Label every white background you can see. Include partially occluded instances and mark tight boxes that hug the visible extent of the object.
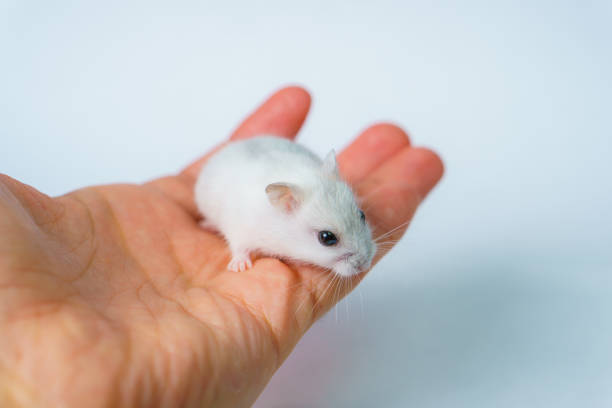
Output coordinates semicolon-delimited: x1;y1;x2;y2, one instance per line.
2;1;611;407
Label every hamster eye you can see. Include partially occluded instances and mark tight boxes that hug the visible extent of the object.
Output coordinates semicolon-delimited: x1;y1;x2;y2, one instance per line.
359;210;366;222
318;231;338;246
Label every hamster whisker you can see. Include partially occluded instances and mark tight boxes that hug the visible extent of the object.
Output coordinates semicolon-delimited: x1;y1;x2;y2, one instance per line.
320;273;341;316
375;245;400;251
284;265;330;290
294;277;322;315
294;272;328;315
346;276;355;321
374;245;398;258
375;248;396;257
334;277;358;323
374;239;402;246
293;268;363;322
358;285;364;320
334;275;345;323
373;220;412;242
374;243;401;252
298;271;338;317
286;277;317;290
334;278;339;323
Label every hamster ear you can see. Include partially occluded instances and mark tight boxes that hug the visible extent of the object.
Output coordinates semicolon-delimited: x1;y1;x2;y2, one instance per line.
265;183;303;214
321;149;339;178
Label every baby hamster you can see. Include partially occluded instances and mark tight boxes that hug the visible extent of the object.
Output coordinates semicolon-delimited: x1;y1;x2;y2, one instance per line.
194;136;375;276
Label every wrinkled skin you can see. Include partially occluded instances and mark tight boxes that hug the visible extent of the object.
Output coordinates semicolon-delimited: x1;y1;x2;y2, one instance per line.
0;87;443;408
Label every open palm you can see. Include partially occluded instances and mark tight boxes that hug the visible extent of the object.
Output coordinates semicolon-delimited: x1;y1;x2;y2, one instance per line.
0;87;443;408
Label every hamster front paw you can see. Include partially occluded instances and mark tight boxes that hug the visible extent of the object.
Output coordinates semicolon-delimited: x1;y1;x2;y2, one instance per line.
227;252;253;272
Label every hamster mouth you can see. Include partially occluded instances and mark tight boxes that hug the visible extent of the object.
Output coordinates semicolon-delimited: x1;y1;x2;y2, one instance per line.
332;253;368;277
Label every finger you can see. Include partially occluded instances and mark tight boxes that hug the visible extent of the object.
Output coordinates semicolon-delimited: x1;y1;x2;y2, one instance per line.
337;123;411;185
0;175;61;228
359;147;444;260
181;86;311;180
230;86;311;140
361;146;444;217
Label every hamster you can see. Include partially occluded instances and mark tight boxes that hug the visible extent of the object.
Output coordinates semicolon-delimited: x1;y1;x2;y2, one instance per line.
194;136;375;277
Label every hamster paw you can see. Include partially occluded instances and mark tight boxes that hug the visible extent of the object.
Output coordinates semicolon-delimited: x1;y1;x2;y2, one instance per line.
228;254;253;272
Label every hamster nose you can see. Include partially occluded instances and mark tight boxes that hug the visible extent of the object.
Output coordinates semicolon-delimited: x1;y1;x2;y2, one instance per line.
352;256;370;272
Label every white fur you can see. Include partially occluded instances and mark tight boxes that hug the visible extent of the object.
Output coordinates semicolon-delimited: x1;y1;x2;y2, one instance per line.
194;136;375;276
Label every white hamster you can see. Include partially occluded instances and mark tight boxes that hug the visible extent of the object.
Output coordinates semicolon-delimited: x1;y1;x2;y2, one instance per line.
194;136;375;276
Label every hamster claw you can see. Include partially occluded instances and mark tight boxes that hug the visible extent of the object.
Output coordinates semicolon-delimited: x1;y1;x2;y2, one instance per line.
228;254;253;272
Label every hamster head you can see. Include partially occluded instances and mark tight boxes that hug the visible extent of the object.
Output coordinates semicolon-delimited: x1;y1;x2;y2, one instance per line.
265;150;376;277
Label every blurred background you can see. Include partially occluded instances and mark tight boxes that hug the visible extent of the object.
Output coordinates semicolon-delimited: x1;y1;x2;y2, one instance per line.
1;1;611;406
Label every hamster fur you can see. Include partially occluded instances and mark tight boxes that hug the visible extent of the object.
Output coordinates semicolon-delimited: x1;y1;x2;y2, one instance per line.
194;136;375;276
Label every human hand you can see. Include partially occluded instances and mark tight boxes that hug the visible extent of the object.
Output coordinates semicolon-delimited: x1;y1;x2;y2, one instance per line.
0;87;443;408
